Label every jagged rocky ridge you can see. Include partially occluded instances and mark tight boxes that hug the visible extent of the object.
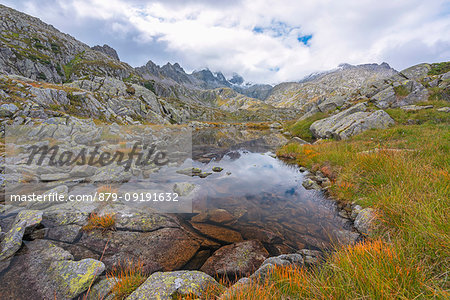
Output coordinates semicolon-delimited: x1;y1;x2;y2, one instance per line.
0;4;299;124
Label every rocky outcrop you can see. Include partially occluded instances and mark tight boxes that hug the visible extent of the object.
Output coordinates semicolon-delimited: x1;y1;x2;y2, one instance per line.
91;44;120;61
400;63;431;80
127;271;224;299
0;5;132;83
372;80;428;108
310;102;395;140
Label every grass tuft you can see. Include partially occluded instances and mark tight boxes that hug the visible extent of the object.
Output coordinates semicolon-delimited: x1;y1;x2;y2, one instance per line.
107;259;147;300
82;213;116;232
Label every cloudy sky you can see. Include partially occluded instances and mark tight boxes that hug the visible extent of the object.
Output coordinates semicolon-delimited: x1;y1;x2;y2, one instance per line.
2;0;450;83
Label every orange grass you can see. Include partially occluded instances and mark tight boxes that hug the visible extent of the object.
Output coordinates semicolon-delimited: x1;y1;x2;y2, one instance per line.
107;259;147;300
82;213;116;232
97;185;119;195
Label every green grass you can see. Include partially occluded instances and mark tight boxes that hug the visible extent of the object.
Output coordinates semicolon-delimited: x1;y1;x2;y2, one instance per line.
255;103;450;299
385;100;450;124
393;84;410;97
429;86;450;101
428;62;450;75
285;111;328;141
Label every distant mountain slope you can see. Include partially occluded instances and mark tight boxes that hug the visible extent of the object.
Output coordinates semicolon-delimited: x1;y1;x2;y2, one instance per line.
266;63;398;109
0;4;288;119
0;4;133;83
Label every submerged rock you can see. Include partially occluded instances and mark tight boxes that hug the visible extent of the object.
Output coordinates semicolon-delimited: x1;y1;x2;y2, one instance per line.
191;209;235;224
173;182;196;196
126;270;224;300
190;222;243;243
200;240;269;278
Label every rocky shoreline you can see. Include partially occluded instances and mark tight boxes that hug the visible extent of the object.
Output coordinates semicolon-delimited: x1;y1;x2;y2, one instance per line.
0;150;378;300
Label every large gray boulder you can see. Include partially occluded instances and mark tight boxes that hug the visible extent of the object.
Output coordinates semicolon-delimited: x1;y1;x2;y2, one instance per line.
48;258;105;298
310;103;394;140
0;239;104;299
126;271;224;300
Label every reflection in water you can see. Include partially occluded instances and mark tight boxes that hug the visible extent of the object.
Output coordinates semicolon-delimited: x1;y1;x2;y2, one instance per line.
174;128;349;251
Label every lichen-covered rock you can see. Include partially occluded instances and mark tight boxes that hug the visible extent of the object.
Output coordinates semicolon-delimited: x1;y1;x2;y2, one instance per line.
354;208;378;235
46;224;82;243
212;166;224;172
13;209;43;234
0;220;26;261
48;258;105;299
200;240;269;278
126;271;224;300
317;95;346;113
298;249;323;265
351;204;363;219
14;209;42;228
42;200;98;227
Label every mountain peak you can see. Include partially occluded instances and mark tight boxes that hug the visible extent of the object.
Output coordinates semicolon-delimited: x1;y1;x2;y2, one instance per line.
91;44;120;61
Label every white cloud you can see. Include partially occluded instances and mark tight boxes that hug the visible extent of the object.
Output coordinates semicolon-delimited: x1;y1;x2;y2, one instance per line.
4;0;450;83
